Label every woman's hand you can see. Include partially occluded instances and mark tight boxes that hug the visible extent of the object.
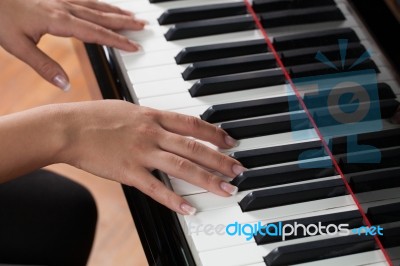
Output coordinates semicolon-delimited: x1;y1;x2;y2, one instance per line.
0;0;144;90
58;101;245;215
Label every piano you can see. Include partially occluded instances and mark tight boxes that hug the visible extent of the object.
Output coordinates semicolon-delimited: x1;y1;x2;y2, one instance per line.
85;0;400;265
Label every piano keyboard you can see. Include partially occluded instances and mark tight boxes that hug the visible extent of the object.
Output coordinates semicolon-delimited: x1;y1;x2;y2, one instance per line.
96;0;400;265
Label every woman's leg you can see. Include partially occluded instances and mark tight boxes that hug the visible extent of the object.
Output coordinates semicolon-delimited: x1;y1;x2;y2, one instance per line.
0;169;97;266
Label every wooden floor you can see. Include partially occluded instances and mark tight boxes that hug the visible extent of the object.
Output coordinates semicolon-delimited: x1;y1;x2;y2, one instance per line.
0;35;148;266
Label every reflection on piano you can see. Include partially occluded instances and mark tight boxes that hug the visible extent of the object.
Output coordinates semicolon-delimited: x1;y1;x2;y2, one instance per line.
86;0;400;265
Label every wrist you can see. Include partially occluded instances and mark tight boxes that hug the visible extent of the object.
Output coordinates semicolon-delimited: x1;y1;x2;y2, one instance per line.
50;102;84;167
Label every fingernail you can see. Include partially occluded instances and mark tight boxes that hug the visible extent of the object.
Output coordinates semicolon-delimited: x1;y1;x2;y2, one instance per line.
138;19;149;25
181;203;197;215
225;135;238;147
53;75;70;91
232;164;247;176
220;182;238;195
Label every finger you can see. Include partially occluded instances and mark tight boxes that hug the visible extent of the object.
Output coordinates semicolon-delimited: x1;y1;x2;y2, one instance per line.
67;0;133;16
155;151;238;196
49;16;139;51
158;111;238;149
129;168;197;215
4;35;70;90
159;131;246;178
68;4;145;31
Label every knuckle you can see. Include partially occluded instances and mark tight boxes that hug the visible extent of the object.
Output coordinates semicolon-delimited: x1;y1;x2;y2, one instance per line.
185;139;202;154
141;108;159;120
216;154;230;168
164;190;176;206
37;61;54;77
215;126;227;138
137;125;159;138
173;157;190;172
205;173;219;186
146;181;160;196
51;9;72;23
185;115;201;130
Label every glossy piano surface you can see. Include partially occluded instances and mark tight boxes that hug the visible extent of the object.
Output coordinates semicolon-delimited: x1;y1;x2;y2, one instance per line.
86;0;400;265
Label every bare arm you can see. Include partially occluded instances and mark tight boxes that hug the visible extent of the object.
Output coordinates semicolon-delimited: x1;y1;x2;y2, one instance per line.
0;101;245;215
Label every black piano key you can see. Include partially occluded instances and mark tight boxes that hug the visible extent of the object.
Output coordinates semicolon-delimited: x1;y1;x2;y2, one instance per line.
332;127;400;155
182;53;278;80
260;6;345;28
189;68;285;97
273;28;359;51
348;167;400;193
189;58;378;97
220;98;395;140
232;125;400;170
183;43;366;80
231;140;323;168
165;6;344;41
158;2;247;25
253;0;335;13
339;146;400;174
239;179;346;212
378;99;400;118
231;158;335;191
164;15;256;41
367;202;400;225
175;28;358;64
290;59;379;78
254;210;363;245
220;112;310;139
201;82;393;123
175;39;267;64
263;234;376;266
378;222;400;248
201;96;290;123
281;43;366;66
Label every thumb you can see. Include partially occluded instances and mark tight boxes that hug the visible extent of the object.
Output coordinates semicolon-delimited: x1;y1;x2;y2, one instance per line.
7;36;70;91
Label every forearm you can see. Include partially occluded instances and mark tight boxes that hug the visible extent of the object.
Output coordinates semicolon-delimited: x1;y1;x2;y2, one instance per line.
0;104;69;182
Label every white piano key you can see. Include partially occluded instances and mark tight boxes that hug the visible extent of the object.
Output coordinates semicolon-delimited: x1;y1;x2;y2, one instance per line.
136;85;289;110
122;29;264;53
171;178;209;196
121;49;179;69
183;195;355;232
128;64;186;83
182;174;340;210
135;82;288;105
